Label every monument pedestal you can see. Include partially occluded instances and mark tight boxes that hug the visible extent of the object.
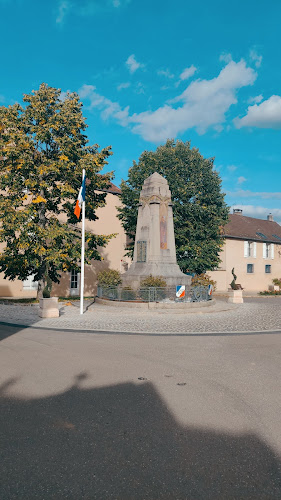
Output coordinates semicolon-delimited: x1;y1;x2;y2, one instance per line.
122;172;191;289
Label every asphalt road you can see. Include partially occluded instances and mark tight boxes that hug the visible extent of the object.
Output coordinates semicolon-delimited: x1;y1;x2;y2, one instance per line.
1;323;281;499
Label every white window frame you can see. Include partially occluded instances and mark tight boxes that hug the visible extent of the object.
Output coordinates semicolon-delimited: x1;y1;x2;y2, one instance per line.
70;270;80;296
23;274;38;290
263;243;274;259
244;241;256;258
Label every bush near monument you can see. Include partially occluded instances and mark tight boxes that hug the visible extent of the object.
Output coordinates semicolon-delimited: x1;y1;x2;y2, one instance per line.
139;275;167;301
97;269;122;287
0;83;114;299
191;273;217;291
118;139;229;275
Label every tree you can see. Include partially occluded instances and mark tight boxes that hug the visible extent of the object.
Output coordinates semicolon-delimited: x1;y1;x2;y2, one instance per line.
0;83;114;297
118;139;229;274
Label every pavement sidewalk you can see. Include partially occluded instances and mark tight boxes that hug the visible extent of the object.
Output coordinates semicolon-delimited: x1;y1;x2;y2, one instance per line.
1;296;281;334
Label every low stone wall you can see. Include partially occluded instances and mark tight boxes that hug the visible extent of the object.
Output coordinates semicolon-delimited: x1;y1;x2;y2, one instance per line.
95;297;216;310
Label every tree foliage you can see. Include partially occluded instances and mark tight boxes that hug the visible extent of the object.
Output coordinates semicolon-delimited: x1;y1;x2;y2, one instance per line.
118;139;229;274
0;83;114;296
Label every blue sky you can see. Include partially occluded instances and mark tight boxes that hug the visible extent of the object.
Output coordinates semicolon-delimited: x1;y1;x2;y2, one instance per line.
1;0;281;221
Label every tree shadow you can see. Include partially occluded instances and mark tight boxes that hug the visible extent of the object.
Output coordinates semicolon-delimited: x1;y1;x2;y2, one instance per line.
1;375;281;499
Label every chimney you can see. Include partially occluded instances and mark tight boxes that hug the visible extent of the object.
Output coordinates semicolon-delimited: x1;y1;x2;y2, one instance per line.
267;213;274;222
233;208;243;215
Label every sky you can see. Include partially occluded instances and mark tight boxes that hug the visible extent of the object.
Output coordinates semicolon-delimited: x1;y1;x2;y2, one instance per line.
1;0;281;221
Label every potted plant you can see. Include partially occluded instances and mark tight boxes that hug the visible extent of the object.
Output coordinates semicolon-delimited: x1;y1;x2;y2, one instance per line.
39;274;59;318
228;268;243;303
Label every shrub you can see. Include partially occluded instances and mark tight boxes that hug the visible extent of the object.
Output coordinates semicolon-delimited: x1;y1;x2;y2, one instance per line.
97;269;122;287
140;275;167;288
139;275;167;301
272;278;281;288
191;273;217;291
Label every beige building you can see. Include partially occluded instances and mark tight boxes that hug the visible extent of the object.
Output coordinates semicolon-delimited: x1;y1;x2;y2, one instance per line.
209;210;281;293
0;182;130;298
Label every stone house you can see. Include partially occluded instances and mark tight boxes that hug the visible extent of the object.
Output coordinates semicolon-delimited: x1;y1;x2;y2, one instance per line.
208;210;281;293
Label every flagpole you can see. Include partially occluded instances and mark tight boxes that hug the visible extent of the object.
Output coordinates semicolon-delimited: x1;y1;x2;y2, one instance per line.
80;169;85;315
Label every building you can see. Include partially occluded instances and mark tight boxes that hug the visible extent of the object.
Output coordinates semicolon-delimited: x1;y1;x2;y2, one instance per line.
0;182;130;298
208;210;281;293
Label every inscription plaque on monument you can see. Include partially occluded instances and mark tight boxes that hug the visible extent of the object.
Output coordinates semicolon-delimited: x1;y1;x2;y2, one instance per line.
137;240;147;262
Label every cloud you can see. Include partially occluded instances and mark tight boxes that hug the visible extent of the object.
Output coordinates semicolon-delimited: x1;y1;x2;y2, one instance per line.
230;205;281;223
157;69;174;79
247;94;263;104
56;0;70;24
55;0;130;23
219;53;232;64
79;59;257;143
237;176;247;184
117;82;131;91
226;189;281;200
249;48;262;68
179;65;197;81
0;94;5;103
126;54;145;74
234;95;281;129
227;165;237;172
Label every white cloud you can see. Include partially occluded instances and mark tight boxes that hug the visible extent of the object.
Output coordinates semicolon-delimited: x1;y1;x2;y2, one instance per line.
126;54;144;74
226;189;281;200
79;59;257;143
234;95;281;129
230;205;281;223
56;0;70;24
135;82;145;94
0;94;5;103
157;69;174;79
117;82;131;91
248;94;263;104
219;53;232;64
179;65;197;81
249;48;262;68
227;165;237;172
238;176;247;184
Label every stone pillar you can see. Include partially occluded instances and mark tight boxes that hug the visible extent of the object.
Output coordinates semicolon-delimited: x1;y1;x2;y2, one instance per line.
122;172;191;288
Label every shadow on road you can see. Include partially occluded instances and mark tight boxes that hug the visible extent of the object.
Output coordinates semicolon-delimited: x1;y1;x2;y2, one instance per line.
1;374;281;499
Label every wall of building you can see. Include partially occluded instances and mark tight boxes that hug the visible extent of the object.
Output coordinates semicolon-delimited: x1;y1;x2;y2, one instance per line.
0;192;130;298
209;239;281;292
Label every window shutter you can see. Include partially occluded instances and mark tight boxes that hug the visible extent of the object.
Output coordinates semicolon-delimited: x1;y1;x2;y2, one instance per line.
244;241;248;257
263;243;266;258
253;242;257;258
271;244;274;259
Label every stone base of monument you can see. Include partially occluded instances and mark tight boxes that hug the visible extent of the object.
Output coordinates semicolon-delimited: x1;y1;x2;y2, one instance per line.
122;263;191;289
39;297;60;318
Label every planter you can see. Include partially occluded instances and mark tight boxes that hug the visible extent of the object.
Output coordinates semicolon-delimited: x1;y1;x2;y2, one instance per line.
228;289;243;304
39;297;59;318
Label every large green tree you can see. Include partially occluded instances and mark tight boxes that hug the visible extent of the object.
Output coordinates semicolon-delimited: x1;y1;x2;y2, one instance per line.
118;139;229;274
0;83;114;297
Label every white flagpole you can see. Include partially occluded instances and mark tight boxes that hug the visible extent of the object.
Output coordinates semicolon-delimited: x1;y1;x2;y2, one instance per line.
80;169;85;315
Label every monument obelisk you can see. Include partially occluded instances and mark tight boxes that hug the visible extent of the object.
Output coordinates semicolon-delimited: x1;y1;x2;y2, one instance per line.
122;172;191;288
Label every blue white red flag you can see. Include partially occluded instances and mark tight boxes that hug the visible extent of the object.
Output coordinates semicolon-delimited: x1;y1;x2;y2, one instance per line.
74;172;86;219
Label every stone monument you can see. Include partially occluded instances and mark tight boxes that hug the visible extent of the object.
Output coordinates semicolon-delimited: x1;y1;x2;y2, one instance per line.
122;172;191;289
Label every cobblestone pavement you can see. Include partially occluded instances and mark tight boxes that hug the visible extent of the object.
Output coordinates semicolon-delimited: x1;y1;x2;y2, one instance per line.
1;296;281;334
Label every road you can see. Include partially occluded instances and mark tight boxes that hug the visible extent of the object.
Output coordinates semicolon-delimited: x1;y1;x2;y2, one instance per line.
1;323;281;499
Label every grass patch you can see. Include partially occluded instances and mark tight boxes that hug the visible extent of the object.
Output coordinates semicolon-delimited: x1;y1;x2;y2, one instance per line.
259;291;281;296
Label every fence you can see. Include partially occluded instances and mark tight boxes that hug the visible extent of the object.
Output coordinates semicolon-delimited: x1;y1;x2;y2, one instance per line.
97;285;211;303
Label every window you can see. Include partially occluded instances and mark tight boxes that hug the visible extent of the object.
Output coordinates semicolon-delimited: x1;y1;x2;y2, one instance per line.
247;264;254;274
256;232;268;239
70;270;78;289
265;265;271;274
23;274;38;290
244;241;256;258
263;243;274;259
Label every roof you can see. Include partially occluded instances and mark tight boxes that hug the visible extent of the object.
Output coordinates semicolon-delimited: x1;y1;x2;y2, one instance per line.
86;177;121;195
224;214;281;244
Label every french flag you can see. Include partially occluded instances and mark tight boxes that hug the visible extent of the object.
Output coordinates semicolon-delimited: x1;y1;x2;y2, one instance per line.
74;171;86;219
